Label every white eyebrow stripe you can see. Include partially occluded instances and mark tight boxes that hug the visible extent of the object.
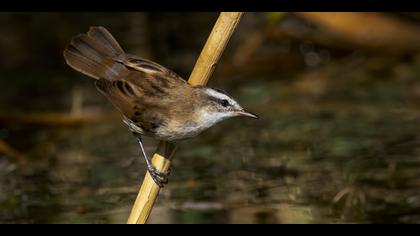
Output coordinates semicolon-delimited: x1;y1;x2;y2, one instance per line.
205;88;231;101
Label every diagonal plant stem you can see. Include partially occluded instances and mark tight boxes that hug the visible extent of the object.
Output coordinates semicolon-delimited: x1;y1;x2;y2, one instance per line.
126;12;244;224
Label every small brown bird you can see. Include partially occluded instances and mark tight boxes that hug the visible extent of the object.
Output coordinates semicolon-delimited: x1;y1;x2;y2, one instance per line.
63;26;257;186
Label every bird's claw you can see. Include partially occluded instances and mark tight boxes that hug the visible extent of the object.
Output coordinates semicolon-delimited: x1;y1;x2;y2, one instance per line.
147;164;170;188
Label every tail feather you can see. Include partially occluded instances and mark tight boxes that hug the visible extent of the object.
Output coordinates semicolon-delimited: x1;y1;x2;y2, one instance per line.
70;34;109;63
63;26;128;81
64;44;108;80
87;26;125;57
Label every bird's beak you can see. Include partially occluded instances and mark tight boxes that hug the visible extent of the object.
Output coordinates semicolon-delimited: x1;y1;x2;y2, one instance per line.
237;110;259;119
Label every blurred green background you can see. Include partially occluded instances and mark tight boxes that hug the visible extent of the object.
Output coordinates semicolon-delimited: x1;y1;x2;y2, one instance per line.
2;12;420;223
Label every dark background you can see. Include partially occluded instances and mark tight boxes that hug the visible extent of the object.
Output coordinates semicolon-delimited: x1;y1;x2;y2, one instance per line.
2;12;420;223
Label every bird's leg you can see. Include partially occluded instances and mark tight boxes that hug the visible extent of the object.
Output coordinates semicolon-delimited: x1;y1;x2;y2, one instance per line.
135;135;169;188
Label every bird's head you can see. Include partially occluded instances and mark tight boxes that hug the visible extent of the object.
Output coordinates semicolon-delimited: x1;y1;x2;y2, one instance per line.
195;87;258;126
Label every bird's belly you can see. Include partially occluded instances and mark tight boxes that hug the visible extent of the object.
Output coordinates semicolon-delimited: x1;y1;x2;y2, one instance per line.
155;121;211;141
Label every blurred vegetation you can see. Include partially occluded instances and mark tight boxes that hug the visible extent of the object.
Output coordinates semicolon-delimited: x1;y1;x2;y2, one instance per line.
2;12;420;223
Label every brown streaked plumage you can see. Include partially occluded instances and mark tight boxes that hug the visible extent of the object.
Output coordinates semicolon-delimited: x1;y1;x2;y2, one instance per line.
63;26;257;186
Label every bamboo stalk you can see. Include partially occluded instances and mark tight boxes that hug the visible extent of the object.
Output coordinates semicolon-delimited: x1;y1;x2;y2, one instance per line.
126;12;244;224
188;12;244;86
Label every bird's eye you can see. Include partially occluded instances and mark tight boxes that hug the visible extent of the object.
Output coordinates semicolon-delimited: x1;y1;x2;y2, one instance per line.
221;99;229;107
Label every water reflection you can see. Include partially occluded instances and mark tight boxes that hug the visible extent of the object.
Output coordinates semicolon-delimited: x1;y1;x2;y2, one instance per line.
2;56;420;224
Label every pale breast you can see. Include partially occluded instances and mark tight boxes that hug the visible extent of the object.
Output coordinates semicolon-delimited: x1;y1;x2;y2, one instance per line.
155;121;202;141
155;110;227;141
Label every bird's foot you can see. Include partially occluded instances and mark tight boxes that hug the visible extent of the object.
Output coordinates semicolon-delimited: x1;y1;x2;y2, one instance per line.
147;164;171;188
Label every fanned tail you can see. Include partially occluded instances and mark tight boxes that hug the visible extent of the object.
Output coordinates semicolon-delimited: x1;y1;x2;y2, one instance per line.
63;26;128;81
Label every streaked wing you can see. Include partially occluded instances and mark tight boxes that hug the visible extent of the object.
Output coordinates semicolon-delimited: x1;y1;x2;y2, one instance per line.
95;78;169;136
94;54;193;137
118;54;186;86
